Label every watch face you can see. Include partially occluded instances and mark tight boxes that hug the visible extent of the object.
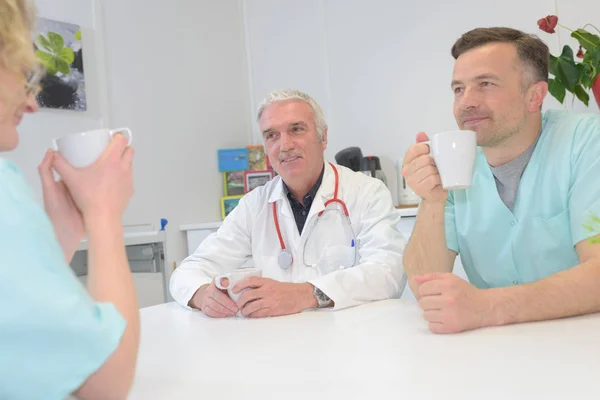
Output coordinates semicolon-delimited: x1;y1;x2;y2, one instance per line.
314;287;331;307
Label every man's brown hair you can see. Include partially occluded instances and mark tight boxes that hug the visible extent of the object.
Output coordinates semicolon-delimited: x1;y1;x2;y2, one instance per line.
451;27;549;87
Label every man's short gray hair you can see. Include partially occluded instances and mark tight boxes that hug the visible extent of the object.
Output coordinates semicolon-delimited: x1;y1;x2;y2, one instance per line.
256;89;327;141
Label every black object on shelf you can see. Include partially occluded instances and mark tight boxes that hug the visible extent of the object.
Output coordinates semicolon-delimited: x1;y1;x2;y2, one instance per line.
335;147;363;172
359;155;387;186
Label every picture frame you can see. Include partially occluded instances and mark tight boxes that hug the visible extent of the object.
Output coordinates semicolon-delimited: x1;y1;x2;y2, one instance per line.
244;170;275;193
34;18;87;111
223;171;245;196
221;195;243;220
217;148;248;172
247;145;267;171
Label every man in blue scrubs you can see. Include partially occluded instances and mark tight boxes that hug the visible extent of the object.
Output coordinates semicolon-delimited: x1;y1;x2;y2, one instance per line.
402;27;600;334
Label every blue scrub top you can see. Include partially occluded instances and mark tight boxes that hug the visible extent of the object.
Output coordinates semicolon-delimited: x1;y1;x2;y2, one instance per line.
0;158;125;400
445;110;600;288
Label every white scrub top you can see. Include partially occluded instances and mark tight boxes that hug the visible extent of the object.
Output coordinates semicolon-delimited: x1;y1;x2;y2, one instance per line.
170;162;406;310
445;110;600;288
0;158;125;400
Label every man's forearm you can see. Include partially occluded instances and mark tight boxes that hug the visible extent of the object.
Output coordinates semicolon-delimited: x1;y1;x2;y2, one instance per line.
404;201;455;290
488;259;600;326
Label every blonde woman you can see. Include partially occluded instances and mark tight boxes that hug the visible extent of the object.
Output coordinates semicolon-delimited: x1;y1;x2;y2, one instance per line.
0;1;139;399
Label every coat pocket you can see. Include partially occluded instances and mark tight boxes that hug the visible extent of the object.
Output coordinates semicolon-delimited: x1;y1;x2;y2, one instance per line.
315;245;356;275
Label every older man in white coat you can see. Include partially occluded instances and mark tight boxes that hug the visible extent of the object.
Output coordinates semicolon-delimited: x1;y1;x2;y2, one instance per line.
170;89;405;318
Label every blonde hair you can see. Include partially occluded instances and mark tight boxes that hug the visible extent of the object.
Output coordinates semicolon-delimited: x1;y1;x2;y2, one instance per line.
0;0;37;75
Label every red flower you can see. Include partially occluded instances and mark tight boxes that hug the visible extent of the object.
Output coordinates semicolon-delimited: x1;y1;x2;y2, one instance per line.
537;15;558;33
576;45;585;58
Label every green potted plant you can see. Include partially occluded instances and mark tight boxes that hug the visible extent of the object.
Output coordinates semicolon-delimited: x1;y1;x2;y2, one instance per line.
584;214;600;244
537;15;600;108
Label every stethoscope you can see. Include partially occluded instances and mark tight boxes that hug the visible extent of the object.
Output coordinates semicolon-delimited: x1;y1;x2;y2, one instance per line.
273;162;354;269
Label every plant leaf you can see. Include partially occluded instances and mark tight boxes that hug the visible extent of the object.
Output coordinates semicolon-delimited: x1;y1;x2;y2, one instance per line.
34;50;56;75
35;49;52;63
45;58;58;75
59;47;75;64
553;46;580;91
75;30;82;41
571;29;600;52
584;214;600;244
573;85;590;106
584;47;600;82
548;78;566;103
548;54;559;77
585;47;600;64
56;58;70;75
56;58;71;75
580;63;594;88
36;33;52;52
47;32;65;53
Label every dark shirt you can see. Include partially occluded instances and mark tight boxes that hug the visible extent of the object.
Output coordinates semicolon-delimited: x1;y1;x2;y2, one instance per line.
282;165;325;234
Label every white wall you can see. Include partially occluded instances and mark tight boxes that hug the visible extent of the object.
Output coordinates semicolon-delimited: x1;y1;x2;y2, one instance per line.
6;0;252;277
7;0;598;288
243;0;600;205
101;0;252;270
5;0;108;195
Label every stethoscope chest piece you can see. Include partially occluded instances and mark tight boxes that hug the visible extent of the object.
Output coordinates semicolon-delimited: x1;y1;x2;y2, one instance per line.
278;250;293;269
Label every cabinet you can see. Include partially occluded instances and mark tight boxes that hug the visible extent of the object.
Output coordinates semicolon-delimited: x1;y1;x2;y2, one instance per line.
180;222;222;256
70;231;170;308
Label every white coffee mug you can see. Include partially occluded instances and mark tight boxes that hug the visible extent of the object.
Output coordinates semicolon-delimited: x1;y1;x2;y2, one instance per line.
423;130;477;190
54;127;133;168
215;267;262;302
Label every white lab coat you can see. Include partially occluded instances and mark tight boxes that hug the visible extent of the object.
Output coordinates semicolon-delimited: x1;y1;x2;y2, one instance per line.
170;162;406;310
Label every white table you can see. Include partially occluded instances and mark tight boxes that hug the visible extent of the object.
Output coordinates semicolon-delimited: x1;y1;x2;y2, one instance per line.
129;300;600;399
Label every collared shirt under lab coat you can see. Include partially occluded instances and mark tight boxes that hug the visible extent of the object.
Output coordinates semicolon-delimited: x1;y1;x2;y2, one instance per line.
170;162;406;310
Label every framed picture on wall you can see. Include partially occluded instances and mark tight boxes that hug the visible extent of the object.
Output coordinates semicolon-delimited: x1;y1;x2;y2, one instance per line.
244;170;274;193
221;195;243;220
217;148;248;172
34;18;87;111
247;145;267;171
223;171;245;196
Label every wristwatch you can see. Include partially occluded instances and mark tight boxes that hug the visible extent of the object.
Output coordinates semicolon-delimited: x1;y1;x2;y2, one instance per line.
313;285;332;308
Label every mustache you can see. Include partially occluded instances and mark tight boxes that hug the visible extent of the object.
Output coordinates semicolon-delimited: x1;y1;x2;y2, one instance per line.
278;152;303;162
460;111;491;121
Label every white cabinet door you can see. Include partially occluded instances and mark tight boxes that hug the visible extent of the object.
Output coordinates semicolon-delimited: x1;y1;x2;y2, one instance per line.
186;228;219;256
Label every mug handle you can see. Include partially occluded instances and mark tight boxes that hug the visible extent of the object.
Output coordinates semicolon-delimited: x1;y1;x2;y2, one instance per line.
215;274;231;290
109;127;133;145
420;140;435;158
